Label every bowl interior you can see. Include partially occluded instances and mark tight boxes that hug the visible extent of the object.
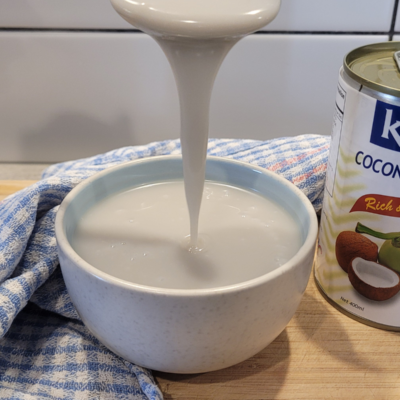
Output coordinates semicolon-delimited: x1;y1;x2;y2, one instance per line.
58;156;317;289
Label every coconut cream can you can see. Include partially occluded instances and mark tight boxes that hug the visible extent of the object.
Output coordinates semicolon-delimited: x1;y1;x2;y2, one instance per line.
315;42;400;330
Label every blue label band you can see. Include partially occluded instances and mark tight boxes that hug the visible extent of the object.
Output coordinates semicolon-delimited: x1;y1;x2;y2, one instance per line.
371;100;400;152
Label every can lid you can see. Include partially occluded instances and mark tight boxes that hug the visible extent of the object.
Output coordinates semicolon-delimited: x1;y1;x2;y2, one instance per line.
344;41;400;98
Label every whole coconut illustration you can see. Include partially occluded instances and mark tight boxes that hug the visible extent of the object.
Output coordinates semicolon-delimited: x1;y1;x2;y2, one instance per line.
335;230;378;273
356;223;400;273
334;223;400;301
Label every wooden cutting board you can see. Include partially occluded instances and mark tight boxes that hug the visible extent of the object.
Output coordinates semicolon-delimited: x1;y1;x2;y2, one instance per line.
0;180;37;201
2;180;400;400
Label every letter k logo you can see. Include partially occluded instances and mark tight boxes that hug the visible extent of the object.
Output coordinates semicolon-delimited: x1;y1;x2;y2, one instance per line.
382;109;400;147
370;101;400;152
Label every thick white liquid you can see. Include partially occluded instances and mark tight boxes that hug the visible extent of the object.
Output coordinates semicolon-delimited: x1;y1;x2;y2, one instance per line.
72;181;301;289
111;0;280;245
89;0;285;288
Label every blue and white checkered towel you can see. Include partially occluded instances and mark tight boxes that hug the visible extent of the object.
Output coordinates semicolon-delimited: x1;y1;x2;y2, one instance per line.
0;135;330;399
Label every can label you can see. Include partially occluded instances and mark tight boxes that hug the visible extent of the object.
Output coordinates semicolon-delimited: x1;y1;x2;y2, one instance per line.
315;67;400;328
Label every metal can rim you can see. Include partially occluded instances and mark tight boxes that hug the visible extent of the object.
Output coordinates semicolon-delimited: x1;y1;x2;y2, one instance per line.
344;41;400;98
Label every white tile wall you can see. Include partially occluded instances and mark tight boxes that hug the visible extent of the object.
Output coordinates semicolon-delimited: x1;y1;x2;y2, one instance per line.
0;0;396;162
0;32;178;162
0;0;132;29
394;5;400;33
0;0;395;32
0;31;389;162
211;34;388;140
265;0;395;32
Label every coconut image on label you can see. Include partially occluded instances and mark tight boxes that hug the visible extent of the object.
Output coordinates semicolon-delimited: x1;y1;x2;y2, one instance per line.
356;223;400;273
349;258;400;302
335;231;378;273
335;227;400;301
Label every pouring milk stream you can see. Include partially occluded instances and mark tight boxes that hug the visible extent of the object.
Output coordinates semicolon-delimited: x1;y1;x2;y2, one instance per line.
110;0;281;248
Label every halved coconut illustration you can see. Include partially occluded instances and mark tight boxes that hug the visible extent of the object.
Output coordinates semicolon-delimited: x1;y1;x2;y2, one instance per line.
348;257;400;301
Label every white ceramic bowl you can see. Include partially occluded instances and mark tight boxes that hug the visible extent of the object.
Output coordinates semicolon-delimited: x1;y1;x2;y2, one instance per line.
56;156;318;373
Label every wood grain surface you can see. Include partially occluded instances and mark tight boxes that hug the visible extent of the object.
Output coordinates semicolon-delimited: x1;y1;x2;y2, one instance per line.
2;180;400;400
0;180;37;201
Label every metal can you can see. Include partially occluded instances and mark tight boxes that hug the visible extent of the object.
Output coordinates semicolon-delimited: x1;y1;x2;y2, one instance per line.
315;42;400;330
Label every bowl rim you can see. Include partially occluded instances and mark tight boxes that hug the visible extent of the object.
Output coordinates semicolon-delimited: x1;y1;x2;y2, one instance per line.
55;155;318;297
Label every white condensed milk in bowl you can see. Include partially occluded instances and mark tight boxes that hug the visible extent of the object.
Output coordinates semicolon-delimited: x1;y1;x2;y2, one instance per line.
55;0;319;373
315;42;400;330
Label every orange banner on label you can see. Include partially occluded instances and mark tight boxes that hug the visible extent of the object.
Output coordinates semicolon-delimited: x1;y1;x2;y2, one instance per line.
350;194;400;217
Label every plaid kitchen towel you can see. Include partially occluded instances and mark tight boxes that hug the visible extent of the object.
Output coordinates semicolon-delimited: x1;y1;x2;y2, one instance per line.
0;134;330;399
